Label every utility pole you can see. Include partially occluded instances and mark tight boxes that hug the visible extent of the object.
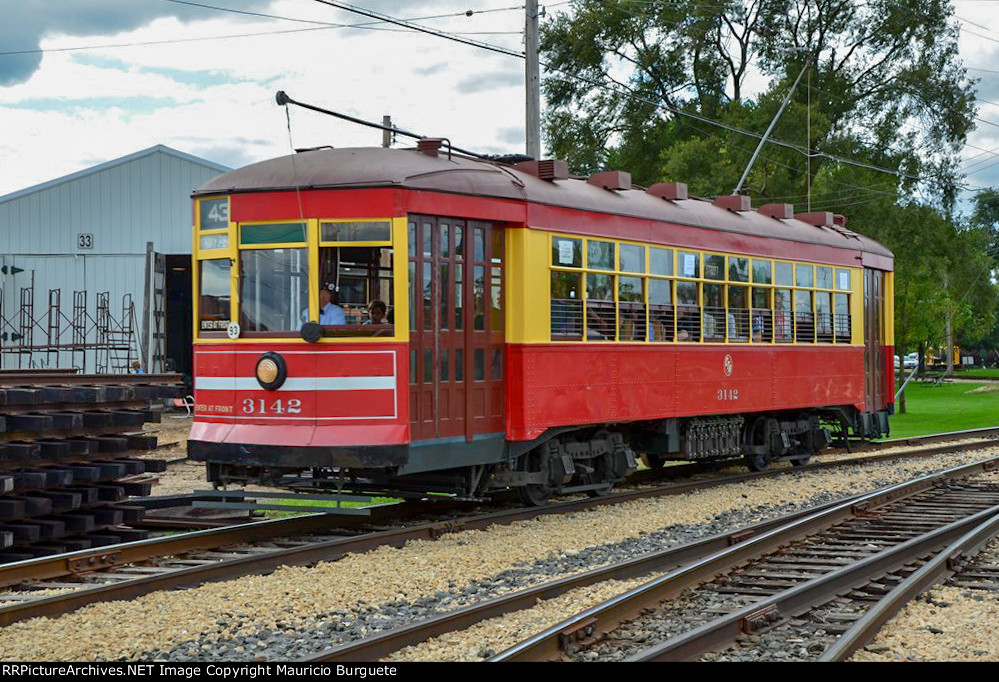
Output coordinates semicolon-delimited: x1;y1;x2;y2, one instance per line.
945;273;954;376
525;0;541;159
382;115;392;148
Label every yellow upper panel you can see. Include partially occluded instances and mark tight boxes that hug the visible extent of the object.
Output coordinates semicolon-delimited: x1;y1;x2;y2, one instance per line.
506;228;862;346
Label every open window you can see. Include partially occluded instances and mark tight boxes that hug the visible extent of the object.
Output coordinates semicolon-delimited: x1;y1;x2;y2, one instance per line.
676;280;700;342
649;278;674;342
703;283;725;342
551;271;583;339
317;220;395;337
586;273;615;341
618;275;645;341
775;288;793;342
728;285;749;342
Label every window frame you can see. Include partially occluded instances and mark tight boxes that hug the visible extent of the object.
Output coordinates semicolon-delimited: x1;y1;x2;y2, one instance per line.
542;234;856;347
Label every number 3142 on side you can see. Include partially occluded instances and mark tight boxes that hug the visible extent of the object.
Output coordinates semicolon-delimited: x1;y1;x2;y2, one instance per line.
717;389;739;401
242;398;302;414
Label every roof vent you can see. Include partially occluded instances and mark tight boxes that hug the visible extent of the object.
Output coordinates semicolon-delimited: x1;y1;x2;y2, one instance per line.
758;203;794;220
794;211;835;227
417;138;445;157
587;170;631;191
713;194;751;212
647;182;688;201
513;159;569;181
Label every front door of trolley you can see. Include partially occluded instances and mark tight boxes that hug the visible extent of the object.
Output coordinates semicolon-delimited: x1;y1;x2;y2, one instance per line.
863;268;886;412
408;215;505;442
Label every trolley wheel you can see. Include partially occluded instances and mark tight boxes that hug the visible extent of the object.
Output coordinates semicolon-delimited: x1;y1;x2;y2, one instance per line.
744;451;769;472
744;417;773;472
586;483;615;498
517;482;551;506
790;413;815;466
516;447;552;507
640;453;666;469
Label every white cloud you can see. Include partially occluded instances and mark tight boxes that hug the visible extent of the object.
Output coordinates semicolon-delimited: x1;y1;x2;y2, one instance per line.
0;1;533;196
3;0;998;206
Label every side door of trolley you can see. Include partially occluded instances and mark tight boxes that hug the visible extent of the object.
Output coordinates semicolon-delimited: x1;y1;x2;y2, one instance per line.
408;215;505;442
863;268;886;412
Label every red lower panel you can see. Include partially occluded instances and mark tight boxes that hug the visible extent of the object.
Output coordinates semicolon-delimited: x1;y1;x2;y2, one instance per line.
506;344;866;441
193;342;410;447
190;420;409;448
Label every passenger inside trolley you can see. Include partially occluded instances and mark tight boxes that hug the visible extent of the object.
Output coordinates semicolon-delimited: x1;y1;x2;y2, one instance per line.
315;243;394;336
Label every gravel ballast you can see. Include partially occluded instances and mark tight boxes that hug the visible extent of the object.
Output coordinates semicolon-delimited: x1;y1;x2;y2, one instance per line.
1;448;996;661
851;531;999;662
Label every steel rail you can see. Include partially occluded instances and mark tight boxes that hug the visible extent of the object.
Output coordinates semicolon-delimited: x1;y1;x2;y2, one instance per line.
0;467;813;625
627;502;999;661
0;510;375;589
3;438;996;628
874;425;999;448
297;431;999;661
819;508;999;661
489;454;999;661
298;493;865;662
1;435;986;593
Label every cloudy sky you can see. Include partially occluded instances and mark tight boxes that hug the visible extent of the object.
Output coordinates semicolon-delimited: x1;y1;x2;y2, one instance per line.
1;0;998;212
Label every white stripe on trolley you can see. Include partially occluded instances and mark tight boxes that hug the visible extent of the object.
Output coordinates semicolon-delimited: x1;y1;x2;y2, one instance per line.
197;376;395;391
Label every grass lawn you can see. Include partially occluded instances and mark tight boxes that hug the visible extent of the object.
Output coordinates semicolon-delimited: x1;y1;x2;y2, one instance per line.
261;495;401;518
954;368;999;380
889;381;999;438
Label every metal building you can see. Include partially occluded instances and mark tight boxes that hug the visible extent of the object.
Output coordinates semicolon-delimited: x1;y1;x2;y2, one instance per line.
0;145;229;377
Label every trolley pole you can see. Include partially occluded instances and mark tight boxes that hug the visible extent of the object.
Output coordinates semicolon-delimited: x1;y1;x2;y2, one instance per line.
525;0;541;159
733;56;810;195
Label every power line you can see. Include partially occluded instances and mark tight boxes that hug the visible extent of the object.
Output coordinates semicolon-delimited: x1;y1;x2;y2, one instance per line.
156;0;527;27
0;25;342;56
1;0;969;192
311;0;525;59
306;0;954;188
0;2;525;56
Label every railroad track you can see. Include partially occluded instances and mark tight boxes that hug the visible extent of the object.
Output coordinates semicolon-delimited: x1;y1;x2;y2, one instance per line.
481;456;999;662
871;425;999;449
2;432;997;646
819;498;999;661
129;425;999;532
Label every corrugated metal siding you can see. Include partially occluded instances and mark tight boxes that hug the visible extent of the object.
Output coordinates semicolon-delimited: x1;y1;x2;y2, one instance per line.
0;254;145;371
1;148;223;255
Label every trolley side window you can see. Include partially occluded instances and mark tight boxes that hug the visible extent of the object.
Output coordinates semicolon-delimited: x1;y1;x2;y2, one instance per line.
198;258;231;332
551;237;584;339
543;232;856;347
551;270;583;339
239;248;309;333
317;246;395;335
317;220;395;337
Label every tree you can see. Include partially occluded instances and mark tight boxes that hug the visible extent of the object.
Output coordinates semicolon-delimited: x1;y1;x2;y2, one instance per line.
970;188;999;268
540;0;976;207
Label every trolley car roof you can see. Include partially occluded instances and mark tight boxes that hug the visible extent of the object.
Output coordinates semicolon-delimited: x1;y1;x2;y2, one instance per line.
195;147;892;259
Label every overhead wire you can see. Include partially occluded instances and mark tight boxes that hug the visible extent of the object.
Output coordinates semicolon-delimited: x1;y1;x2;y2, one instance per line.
2;0;981;200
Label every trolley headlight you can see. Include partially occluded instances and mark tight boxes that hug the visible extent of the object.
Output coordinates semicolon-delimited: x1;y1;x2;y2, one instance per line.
255;352;287;391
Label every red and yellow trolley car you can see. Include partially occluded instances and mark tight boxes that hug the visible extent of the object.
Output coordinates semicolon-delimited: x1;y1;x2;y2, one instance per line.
188;143;894;504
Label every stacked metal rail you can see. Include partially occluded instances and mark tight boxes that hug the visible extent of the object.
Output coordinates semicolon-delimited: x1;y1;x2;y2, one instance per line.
0;370;183;560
